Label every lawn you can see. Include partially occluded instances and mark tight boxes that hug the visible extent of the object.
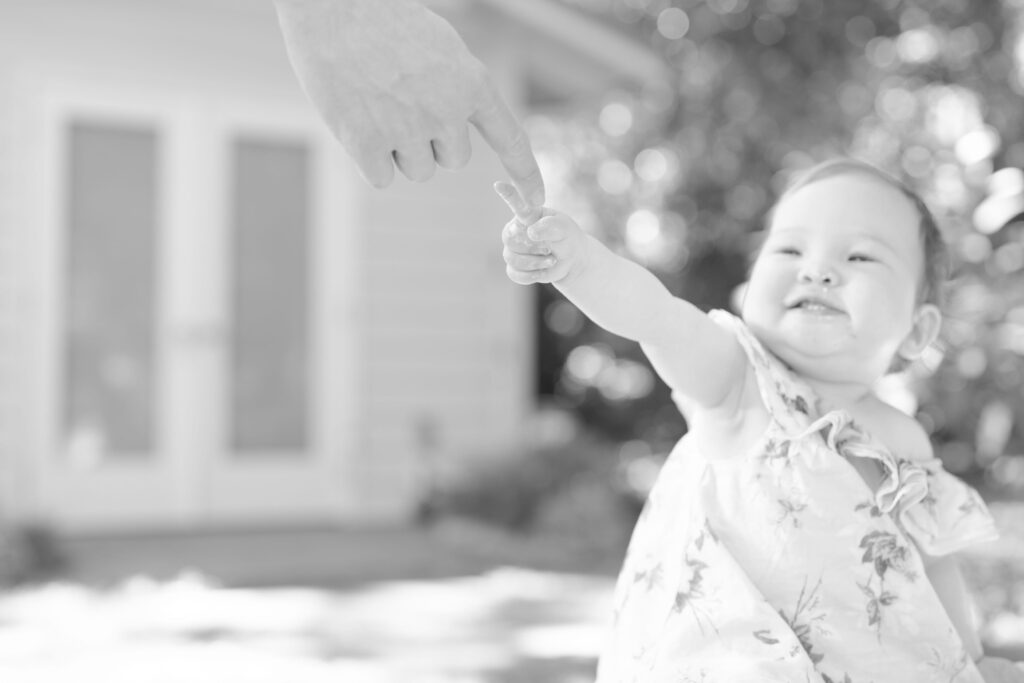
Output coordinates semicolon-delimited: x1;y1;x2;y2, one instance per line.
0;502;1021;682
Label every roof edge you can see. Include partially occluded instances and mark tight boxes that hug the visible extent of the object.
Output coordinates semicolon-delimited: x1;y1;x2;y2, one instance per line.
476;0;672;88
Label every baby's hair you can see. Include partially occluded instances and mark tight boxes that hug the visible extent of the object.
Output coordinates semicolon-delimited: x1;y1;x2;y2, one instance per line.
778;158;950;308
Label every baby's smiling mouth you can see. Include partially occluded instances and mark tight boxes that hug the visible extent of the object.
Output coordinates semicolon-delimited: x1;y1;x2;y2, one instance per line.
787;295;844;315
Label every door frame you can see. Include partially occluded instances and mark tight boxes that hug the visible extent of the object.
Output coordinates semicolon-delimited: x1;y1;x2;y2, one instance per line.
25;76;362;532
198;100;353;524
33;81;192;530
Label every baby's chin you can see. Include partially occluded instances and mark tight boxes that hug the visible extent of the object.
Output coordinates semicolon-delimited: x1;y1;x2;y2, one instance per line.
761;334;892;392
751;325;849;372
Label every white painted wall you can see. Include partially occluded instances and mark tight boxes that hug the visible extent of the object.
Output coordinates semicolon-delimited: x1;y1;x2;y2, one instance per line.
0;0;536;528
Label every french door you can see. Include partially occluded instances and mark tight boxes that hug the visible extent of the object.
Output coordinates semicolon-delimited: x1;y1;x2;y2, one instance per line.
31;84;349;531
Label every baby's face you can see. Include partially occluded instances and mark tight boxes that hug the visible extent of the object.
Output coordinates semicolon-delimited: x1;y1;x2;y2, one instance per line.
741;172;929;385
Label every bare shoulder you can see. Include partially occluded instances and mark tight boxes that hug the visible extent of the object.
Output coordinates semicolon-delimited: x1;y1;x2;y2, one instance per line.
866;397;935;463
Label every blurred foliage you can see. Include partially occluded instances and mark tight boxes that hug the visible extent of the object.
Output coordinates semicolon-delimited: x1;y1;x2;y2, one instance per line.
418;424;632;533
0;523;67;586
531;0;1024;492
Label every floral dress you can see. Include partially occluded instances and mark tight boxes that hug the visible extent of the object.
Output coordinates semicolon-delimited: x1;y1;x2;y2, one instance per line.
596;311;1000;683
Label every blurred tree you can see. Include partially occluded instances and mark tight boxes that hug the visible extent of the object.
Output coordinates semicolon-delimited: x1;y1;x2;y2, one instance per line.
534;0;1024;490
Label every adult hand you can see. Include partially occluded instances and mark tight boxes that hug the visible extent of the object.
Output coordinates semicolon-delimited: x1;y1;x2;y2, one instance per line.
273;0;545;207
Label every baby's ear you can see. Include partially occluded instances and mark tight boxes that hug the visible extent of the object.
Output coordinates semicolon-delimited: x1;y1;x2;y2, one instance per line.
898;304;942;361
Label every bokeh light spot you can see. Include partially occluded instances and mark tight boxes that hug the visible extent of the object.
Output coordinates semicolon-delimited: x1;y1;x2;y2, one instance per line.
876;87;917;122
866;37;897;68
901;145;933;179
565;345;611;384
634;148;669;183
956;346;988;379
626;209;661;248
599;102;634;137
994;242;1024;273
656;8;690;40
752;15;785;46
597;159;633;194
765;0;798;15
956;127;1001;166
897;27;940;63
545;300;585;337
989;166;1024;195
845;16;876;46
974;167;1024;234
960;233;992;263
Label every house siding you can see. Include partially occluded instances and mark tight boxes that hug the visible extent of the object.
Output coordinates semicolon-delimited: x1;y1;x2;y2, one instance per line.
354;159;534;518
0;0;535;527
0;74;18;523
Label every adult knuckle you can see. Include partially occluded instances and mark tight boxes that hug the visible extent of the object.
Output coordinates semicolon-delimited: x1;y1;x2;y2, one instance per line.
469;62;493;92
364;171;392;189
435;130;471;169
405;162;437;183
451;143;471;167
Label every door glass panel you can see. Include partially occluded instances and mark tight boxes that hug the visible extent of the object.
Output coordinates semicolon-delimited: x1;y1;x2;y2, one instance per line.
229;137;310;454
64;122;159;461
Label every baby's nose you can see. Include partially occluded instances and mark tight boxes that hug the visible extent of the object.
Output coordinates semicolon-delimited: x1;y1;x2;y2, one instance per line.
798;263;837;286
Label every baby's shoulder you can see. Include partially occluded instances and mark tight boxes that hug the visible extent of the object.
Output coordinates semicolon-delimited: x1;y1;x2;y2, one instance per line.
862;397;934;463
684;358;772;455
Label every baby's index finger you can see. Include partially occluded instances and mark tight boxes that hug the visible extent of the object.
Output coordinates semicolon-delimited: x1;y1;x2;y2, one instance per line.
493;181;542;225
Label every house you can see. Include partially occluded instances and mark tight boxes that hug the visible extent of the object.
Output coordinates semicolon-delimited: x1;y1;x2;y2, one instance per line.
0;0;668;532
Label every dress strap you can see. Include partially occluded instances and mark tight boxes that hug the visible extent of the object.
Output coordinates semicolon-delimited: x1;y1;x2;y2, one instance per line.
708;309;819;435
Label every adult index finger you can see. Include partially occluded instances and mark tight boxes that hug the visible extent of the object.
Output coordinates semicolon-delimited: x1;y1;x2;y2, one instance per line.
494;181;542;225
349;134;395;189
472;81;546;209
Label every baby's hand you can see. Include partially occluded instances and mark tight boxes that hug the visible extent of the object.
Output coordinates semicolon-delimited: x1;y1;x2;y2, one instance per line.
494;181;586;285
978;656;1024;682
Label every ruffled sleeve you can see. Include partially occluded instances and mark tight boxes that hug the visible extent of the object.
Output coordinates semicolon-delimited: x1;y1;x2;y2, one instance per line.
705;309;1000;557
896;457;1000;556
807;411;1000;557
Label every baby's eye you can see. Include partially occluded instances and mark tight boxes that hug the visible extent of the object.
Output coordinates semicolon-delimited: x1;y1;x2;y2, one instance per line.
775;247;801;256
848;253;874;263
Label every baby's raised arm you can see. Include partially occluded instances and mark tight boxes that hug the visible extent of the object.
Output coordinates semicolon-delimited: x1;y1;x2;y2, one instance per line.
496;183;746;413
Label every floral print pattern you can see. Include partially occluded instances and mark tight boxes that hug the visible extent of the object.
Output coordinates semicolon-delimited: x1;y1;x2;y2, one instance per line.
596;311;1000;683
